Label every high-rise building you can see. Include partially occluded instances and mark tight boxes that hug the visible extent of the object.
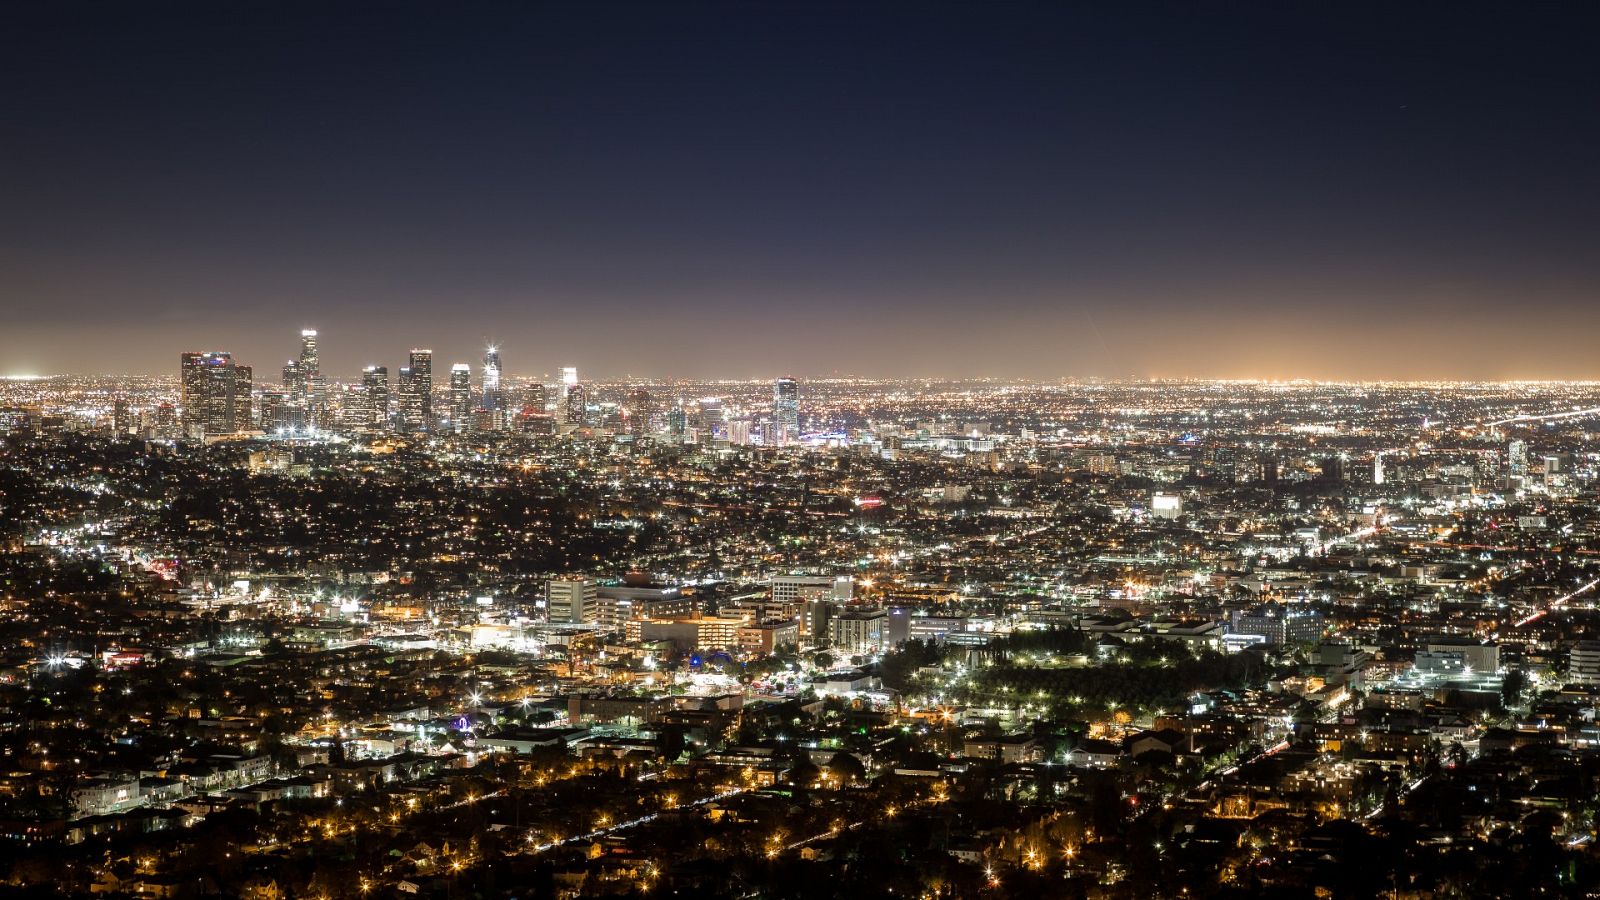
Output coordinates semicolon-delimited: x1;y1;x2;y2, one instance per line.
180;351;247;436
773;376;800;446
547;578;599;624
281;359;304;396
697;396;724;442
627;387;654;437
481;346;502;414
564;382;587;426
361;366;390;429
259;390;291;432
112;398;131;436
153;402;178;439
298;329;327;426
1570;641;1600;687
772;575;853;641
397;349;433;432
667;402;687;440
448;364;472;430
234;364;253;428
298;330;320;395
1508;440;1528;476
522;382;547;422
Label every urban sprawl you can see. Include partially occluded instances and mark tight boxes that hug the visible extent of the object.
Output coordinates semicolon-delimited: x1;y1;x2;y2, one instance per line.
3;331;1600;898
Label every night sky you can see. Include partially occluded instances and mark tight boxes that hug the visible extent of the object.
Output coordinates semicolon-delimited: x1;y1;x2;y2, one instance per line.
5;2;1600;380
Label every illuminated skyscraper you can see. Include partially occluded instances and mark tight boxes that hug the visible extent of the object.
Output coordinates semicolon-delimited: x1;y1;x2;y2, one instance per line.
397;349;433;432
565;383;588;426
697;396;724;442
298;330;319;390
281;359;304;396
234;364;253;428
773;376;800;446
481;346;502;413
627;387;654;437
448;363;472;430
361;365;390;429
298;330;326;425
559;366;585;426
180;351;247;436
667;401;687;440
522;382;546;421
1508;440;1528;476
112;398;131;436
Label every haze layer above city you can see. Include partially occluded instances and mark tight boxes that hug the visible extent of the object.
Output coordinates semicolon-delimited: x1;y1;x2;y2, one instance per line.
5;3;1600;380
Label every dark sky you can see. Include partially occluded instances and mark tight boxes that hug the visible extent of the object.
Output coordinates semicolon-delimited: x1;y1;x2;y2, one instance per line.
5;2;1600;380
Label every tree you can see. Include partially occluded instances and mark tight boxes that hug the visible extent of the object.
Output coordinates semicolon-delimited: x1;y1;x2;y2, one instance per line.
825;752;866;785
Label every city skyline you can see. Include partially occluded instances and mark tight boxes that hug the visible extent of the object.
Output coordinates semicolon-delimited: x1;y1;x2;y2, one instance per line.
10;5;1600;896
6;3;1600;380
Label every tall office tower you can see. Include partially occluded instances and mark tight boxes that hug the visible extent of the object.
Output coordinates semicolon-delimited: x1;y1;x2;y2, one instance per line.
447;364;472;430
259;390;291;432
396;357;433;433
234;364;253;429
112;398;131;436
627;387;654;437
297;329;320;394
1372;452;1385;486
180;351;245;436
1508;440;1528;476
281;359;304;395
667;401;687;440
546;578;598;624
153;403;178;439
564;383;588;426
773;376;800;446
522;382;547;420
561;366;578;388
697;396;724;441
297;330;326;424
398;349;433;431
481;346;502;414
361;365;390;429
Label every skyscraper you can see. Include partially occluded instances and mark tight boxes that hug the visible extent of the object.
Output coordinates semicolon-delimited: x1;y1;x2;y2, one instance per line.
397;349;433;432
481;346;502;414
234;364;253;429
564;383;588;426
697;396;724;442
627;387;654;438
281;359;304;397
361;365;390;429
773;376;800;446
180;351;246;436
412;349;433;427
448;363;472;430
560;366;586;426
112;398;131;436
1509;440;1528;476
298;330;325;426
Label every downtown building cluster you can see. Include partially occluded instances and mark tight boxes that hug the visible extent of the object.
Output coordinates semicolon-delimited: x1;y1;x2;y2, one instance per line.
170;330;809;448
